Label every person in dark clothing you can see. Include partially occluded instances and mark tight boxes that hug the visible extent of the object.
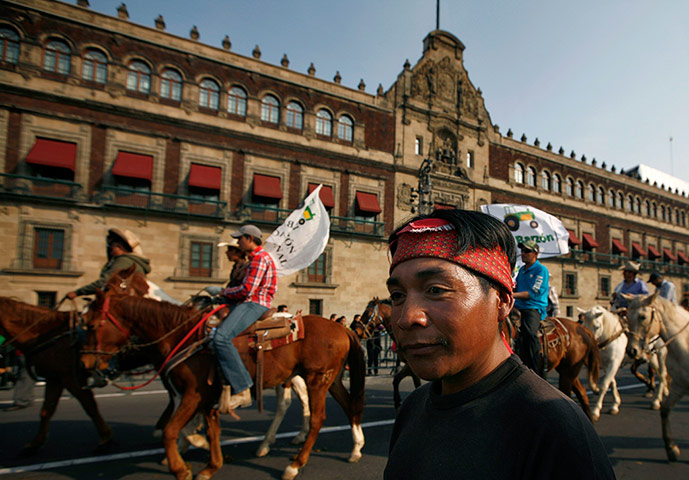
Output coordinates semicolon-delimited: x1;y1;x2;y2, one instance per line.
67;228;151;299
366;324;383;375
384;209;615;480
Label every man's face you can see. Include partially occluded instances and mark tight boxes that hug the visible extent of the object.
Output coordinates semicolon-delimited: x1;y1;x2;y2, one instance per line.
237;235;252;252
387;257;512;389
623;270;636;282
520;248;537;266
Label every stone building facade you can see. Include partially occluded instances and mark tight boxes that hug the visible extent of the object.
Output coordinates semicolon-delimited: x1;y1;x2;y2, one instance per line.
1;1;688;319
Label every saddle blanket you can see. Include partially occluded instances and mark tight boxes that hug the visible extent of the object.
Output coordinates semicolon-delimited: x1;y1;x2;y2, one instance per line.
246;313;305;352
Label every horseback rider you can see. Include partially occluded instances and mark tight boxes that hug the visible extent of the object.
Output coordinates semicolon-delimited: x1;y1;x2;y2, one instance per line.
513;239;549;377
212;224;277;410
66;228;151;299
610;260;649;311
204;238;250;296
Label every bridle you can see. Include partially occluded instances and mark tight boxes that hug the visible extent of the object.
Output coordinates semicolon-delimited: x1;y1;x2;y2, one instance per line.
81;295;131;358
360;300;382;339
627;305;689;355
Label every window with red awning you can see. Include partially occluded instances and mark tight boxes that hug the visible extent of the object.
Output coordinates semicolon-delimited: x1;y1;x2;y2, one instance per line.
611;238;627;254
253;173;282;200
631;242;647;257
663;248;677;262
647;245;661;259
677;251;689;264
567;229;581;246
581;233;599;249
188;163;221;190
307;183;335;208
112;151;153;180
26;138;77;171
355;191;382;215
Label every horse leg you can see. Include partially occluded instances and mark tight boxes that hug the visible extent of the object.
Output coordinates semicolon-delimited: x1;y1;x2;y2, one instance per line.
570;377;594;421
195;408;222;480
282;380;329;480
154;389;176;440
411;369;421;388
22;379;62;453
290;375;311;445
660;387;683;461
608;377;621;416
163;395;199;480
631;359;653;393
256;384;291;457
651;350;669;410
63;379;113;450
591;366;614;422
327;369;364;463
392;368;404;411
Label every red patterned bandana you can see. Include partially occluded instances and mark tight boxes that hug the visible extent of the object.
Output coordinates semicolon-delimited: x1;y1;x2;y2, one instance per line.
389;219;513;293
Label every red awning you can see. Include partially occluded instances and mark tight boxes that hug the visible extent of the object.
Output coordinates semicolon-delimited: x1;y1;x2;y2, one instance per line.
677;251;689;264
307;183;335;208
567;229;581;246
112;151;153;180
26;138;77;171
663;248;677;262
253;173;282;199
582;233;599;249
189;163;221;190
647;245;661;259
611;238;628;254
631;242;647;257
355;191;382;214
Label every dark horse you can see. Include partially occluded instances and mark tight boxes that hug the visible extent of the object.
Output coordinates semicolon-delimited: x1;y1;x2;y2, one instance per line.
0;297;112;453
80;282;366;480
511;310;600;421
358;297;420;410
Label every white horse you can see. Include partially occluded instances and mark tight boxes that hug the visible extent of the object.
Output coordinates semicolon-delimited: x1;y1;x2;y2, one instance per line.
624;291;689;461
145;281;312;457
578;306;628;421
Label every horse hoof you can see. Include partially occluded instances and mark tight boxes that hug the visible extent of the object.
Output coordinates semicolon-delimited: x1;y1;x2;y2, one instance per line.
608;407;619;416
348;452;363;463
256;445;270;457
644;391;655;399
195;474;212;480
282;465;300;480
19;444;41;457
652;402;661;411
161;457;169;466
291;435;307;445
186;434;209;450
591;413;600;422
666;445;680;462
176;470;192;480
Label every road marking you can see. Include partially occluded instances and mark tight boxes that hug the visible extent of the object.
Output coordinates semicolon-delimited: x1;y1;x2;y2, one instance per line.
0;419;396;475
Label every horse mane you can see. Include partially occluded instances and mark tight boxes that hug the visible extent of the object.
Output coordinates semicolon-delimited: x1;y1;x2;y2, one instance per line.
0;296;70;326
115;295;199;333
379;298;392;306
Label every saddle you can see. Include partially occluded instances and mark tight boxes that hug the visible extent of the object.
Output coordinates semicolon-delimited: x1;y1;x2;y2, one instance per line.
538;317;570;371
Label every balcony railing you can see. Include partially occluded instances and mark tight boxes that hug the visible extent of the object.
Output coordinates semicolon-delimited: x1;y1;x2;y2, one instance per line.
240;203;385;237
0;172;83;202
563;249;689;276
95;186;227;219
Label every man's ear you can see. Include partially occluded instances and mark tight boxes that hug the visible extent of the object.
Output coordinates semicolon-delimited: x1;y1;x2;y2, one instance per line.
496;289;515;322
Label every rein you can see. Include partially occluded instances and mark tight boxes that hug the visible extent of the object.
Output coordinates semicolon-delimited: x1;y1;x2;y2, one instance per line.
85;298;226;391
598;314;628;350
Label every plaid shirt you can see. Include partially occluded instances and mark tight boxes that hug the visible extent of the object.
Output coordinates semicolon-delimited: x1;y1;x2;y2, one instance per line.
221;246;276;308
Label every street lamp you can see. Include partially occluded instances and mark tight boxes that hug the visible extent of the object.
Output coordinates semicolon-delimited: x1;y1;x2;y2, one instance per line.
411;153;434;216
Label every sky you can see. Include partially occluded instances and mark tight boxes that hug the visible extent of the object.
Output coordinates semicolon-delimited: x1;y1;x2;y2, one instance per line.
88;0;689;184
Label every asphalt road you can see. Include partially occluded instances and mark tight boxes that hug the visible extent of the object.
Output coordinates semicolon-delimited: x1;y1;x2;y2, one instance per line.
1;367;689;479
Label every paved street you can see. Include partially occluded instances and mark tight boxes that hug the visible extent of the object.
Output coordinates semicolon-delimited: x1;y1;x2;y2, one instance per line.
1;367;688;479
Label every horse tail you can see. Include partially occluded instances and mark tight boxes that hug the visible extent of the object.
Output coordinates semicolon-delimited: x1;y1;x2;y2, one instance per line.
583;328;601;387
345;328;366;425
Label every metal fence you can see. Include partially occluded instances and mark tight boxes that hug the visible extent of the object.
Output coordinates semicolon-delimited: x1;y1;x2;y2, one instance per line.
359;332;400;376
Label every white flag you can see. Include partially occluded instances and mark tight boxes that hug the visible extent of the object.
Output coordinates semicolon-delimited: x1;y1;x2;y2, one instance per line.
480;203;570;262
264;185;330;277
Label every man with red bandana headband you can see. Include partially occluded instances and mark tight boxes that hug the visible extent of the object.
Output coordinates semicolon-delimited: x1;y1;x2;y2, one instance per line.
384;209;614;480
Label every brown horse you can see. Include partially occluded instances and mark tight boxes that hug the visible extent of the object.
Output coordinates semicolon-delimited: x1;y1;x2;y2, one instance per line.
80;286;366;480
0;297;113;453
510;310;600;421
359;297;420;410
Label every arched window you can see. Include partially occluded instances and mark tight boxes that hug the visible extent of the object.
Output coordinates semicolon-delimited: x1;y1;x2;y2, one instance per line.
0;27;20;64
616;192;623;209
652;202;657;218
316;109;332;137
553;174;561;194
661;205;666;221
626;195;633;212
126;60;151;93
526;166;536;187
634;197;641;214
608;190;615;207
199;78;220;110
43;39;70;74
514;163;524;184
644;200;650;216
82;48;107;83
228;86;247;117
261;94;280;124
541;171;551;191
682;211;686;227
575;180;584;199
160;69;182;101
675;209;680;225
597;186;605;204
286;101;303;130
565;177;574;197
337;115;354;142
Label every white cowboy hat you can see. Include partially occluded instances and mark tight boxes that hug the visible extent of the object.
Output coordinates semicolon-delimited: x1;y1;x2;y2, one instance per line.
108;228;144;256
217;238;240;248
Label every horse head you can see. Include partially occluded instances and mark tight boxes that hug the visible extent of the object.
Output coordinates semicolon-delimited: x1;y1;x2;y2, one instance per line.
625;290;662;360
80;289;132;372
578;305;608;340
106;265;149;297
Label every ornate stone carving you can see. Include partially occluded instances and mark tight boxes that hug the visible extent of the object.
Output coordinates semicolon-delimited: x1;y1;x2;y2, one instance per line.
397;183;414;211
